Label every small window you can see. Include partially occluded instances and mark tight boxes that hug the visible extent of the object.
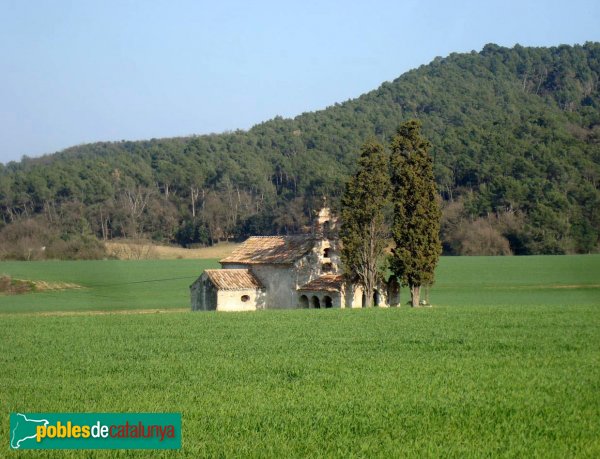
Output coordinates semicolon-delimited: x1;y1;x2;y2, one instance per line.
241;295;250;302
322;263;333;272
323;248;330;258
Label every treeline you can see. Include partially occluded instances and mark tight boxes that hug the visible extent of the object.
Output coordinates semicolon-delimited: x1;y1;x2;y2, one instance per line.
0;42;599;259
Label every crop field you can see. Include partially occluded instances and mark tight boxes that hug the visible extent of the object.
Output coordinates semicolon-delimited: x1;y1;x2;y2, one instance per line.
0;255;598;314
1;255;599;457
0;259;219;314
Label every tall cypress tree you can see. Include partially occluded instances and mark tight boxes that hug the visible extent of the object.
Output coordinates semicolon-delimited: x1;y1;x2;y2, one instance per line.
389;120;442;307
340;139;390;307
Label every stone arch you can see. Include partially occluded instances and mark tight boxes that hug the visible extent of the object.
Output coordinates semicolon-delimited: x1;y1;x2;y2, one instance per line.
299;294;309;309
311;296;321;309
324;295;333;308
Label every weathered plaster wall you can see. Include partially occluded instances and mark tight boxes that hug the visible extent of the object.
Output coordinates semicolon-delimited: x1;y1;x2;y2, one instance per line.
221;263;250;270
221;262;296;309
294;238;342;288
251;265;297;309
320;238;342;272
217;289;264;312
190;273;217;311
343;283;364;309
191;273;265;312
341;281;397;308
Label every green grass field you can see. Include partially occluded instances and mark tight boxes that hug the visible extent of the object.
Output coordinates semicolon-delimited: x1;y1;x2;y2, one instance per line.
1;255;599;457
0;255;597;314
0;259;219;314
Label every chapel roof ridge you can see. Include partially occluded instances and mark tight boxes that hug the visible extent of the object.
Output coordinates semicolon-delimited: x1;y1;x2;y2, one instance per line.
204;268;264;290
220;234;316;265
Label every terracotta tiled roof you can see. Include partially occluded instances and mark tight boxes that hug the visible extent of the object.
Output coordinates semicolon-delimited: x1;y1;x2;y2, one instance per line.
298;274;343;292
220;236;315;265
204;269;264;290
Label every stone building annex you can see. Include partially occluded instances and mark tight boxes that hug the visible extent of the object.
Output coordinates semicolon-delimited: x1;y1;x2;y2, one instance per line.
190;208;400;311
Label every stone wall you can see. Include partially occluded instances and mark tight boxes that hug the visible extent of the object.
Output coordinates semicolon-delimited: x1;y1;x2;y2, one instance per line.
341;281;399;308
250;264;297;309
343;283;364;308
190;273;217;311
191;272;265;311
220;263;249;270
293;239;341;288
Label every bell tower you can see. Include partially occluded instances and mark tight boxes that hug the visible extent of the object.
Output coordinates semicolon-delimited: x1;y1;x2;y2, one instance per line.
313;197;337;239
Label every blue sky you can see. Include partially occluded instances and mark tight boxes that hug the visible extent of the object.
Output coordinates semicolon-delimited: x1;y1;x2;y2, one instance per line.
1;0;598;163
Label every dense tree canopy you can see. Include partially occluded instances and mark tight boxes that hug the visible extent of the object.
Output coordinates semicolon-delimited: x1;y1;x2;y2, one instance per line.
0;43;599;258
340;139;390;307
389;121;442;307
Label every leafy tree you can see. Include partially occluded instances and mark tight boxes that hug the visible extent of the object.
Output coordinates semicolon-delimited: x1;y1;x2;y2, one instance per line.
340;139;391;307
175;219;210;247
389;121;442;307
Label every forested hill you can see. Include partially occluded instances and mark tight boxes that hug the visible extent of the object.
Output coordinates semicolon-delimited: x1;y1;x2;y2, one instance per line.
1;42;599;259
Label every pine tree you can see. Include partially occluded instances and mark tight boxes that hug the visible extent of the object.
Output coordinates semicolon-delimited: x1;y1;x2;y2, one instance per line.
389;120;442;307
340;139;391;307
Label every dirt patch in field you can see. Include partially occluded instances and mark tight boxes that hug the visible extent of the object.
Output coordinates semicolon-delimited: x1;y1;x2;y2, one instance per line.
105;240;239;260
32;281;84;292
0;275;83;295
0;276;34;294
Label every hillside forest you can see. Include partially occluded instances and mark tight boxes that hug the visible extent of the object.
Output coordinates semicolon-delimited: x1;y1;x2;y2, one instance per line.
0;43;598;259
